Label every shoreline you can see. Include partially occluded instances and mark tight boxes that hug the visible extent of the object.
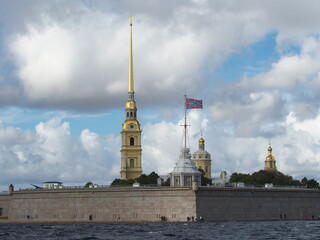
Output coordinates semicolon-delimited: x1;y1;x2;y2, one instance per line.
1;219;318;224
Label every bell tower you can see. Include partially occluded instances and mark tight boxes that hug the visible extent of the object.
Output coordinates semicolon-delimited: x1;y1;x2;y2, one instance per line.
120;17;142;180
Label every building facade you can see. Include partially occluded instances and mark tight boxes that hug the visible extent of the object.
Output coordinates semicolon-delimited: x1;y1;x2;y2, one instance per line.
120;18;142;180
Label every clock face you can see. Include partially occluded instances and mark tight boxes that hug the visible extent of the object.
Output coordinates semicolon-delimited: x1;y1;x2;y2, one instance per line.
130;124;135;129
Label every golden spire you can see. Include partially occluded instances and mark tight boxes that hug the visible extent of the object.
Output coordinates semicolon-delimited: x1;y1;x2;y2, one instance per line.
128;16;134;98
199;131;205;144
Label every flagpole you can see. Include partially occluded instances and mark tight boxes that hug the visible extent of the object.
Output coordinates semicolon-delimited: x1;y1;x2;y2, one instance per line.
184;94;187;148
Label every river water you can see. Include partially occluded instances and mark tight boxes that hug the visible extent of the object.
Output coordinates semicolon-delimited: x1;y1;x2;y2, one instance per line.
0;221;319;239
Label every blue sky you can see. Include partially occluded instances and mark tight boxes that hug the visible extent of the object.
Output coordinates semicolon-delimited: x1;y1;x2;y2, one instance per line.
217;32;280;81
1;0;320;189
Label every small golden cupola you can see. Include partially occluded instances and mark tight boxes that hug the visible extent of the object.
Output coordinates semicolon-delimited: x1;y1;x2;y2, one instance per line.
264;143;277;172
192;136;212;179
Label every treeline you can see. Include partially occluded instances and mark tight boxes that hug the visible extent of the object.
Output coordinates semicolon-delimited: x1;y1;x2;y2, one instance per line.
111;172;170;186
111;169;212;186
230;170;319;189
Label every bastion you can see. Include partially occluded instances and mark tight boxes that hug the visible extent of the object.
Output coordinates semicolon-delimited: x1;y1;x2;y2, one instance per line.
0;185;319;222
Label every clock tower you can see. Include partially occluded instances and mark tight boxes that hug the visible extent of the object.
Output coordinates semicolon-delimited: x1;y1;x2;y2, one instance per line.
120;18;142;180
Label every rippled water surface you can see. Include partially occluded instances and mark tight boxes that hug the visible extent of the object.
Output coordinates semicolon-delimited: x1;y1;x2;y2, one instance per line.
0;221;320;240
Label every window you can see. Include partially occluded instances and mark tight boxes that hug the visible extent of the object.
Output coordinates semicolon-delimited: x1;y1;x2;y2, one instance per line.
174;176;180;186
134;112;136;118
205;166;208;173
130;159;134;167
0;208;2;216
127;112;129;117
130;112;133;117
130;137;134;146
184;176;192;187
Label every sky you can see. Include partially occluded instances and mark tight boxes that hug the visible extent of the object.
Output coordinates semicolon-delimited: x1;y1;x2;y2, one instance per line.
1;0;320;190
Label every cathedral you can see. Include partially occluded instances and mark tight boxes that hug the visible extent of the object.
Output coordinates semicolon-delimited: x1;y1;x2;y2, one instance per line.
118;19;277;183
120;18;142;180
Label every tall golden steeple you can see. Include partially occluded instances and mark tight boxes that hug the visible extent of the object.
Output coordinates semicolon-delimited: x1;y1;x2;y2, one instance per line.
264;143;277;172
120;17;142;180
128;16;134;98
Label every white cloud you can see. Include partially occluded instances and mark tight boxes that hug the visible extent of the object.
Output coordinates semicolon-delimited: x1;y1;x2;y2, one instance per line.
1;0;320;190
254;37;320;89
4;0;297;110
1;107;320;191
0;118;120;190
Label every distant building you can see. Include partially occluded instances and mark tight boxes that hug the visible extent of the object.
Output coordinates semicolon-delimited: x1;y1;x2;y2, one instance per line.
264;143;277;172
42;181;63;189
192;137;212;179
212;171;229;187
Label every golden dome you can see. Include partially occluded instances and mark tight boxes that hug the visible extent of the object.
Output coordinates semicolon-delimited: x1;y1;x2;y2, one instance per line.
266;155;275;162
199;137;205;144
126;100;136;109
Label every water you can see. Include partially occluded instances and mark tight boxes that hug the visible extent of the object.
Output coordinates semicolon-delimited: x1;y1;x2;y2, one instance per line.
0;221;319;240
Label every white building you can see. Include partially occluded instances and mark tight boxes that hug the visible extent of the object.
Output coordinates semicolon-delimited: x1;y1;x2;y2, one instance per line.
42;181;63;189
170;148;202;187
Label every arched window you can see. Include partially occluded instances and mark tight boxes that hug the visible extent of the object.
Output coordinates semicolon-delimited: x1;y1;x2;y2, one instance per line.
130;137;134;146
127;112;129;117
205;166;208;173
130;112;133;117
130;159;134;167
134;112;136;118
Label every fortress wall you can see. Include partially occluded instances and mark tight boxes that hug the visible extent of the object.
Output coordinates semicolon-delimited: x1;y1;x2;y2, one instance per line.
196;187;320;221
9;187;196;222
0;194;11;218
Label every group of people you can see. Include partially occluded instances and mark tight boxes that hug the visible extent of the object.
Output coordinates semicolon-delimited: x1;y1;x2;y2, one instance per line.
187;216;204;222
160;216;167;221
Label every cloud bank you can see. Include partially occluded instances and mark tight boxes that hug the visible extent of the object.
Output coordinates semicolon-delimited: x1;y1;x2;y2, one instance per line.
0;0;320;189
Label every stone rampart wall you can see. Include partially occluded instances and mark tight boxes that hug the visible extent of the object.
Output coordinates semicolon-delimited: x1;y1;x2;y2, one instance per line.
3;186;320;222
196;187;320;221
0;194;11;218
9;187;196;222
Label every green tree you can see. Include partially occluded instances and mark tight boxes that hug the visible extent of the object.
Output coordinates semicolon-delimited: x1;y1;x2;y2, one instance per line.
307;179;319;189
230;173;240;183
135;172;160;185
111;179;134;186
301;177;308;186
230;172;252;184
198;168;212;186
84;182;94;188
163;178;170;186
111;172;160;186
230;170;302;186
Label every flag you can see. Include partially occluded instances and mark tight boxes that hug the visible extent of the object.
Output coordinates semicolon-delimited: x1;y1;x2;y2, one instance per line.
186;98;203;109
